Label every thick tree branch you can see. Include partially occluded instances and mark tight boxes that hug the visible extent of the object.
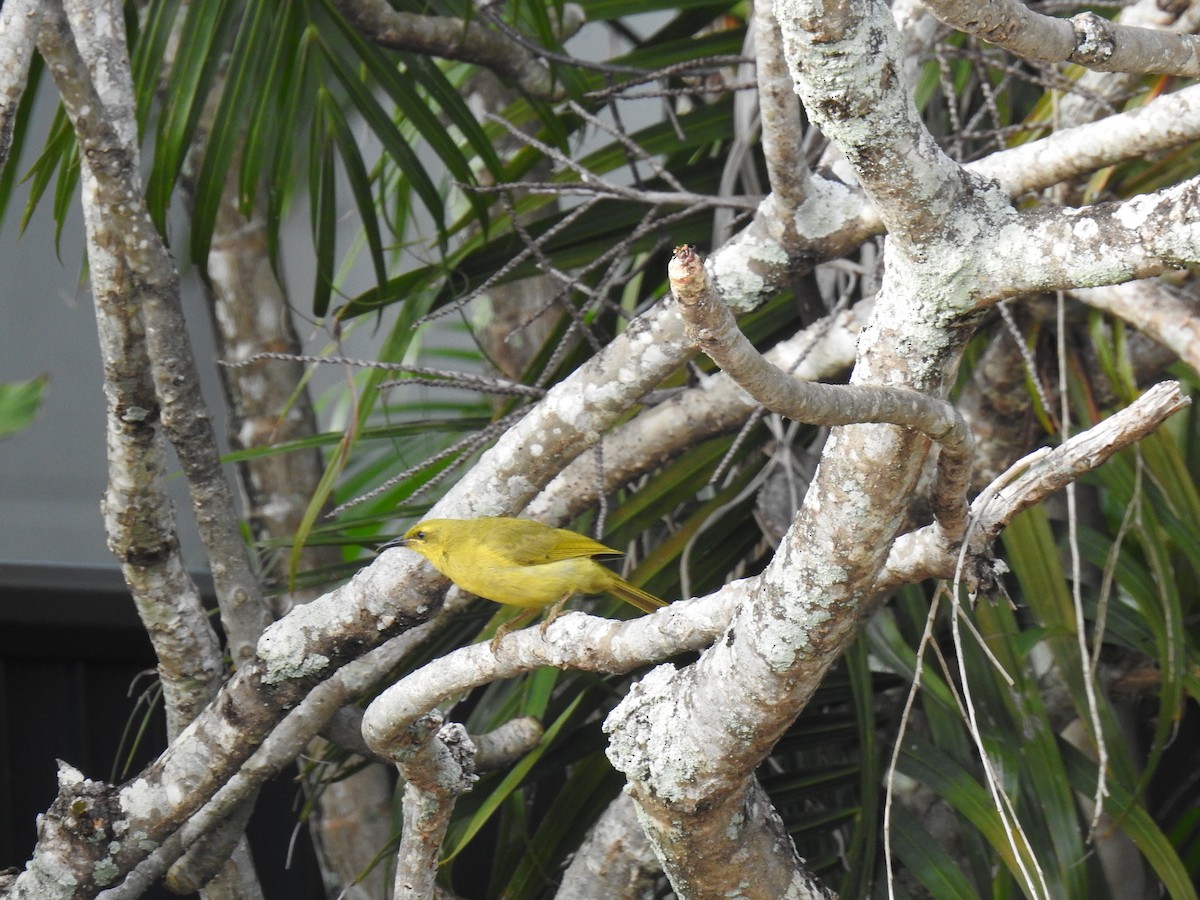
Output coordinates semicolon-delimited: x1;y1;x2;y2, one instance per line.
554;792;659;900
775;0;971;246
970;82;1200;200
598;3;985;893
922;0;1200;78
389;715;476;900
37;2;225;739
708;74;1200;317
980;177;1200;303
42;0;272;671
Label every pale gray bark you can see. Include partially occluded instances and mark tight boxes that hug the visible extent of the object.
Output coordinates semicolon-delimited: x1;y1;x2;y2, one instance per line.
921;0;1200;77
37;0;225;738
0;0;42;168
555;792;659;900
14;0;1200;897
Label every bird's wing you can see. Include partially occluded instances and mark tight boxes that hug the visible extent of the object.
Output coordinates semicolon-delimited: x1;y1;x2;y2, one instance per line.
491;519;620;564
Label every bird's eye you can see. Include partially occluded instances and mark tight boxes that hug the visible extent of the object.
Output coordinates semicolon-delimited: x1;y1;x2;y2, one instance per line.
415;531;426;540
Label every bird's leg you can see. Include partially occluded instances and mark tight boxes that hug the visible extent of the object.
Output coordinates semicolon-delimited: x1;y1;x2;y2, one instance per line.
539;593;573;636
490;607;538;651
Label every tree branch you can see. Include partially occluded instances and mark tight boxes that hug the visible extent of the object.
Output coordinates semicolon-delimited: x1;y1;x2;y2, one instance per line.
775;0;971;246
528;301;867;523
670;245;971;539
554;792;659;900
330;0;562;100
0;0;42;171
43;0;272;671
921;0;1200;78
980;176;1200;302
874;380;1190;595
1072;281;1200;373
37;1;225;739
389;715;476;900
753;2;810;209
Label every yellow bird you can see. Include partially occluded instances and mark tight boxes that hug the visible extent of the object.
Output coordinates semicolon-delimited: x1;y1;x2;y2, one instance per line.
385;517;665;646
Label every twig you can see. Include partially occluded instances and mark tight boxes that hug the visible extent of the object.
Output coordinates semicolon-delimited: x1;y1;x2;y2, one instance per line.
221;351;546;398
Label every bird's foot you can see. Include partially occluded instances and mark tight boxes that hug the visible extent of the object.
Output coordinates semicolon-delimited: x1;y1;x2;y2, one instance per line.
539;595;571;637
489;608;537;651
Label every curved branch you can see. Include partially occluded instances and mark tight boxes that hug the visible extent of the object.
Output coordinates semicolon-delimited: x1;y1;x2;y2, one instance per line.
754;3;810;208
670;245;972;538
528;301;867;523
360;590;733;757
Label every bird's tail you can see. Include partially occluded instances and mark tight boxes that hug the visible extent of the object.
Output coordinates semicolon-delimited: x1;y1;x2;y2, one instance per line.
609;579;667;614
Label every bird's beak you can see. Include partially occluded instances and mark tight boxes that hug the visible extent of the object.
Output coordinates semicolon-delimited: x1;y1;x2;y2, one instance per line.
376;535;409;554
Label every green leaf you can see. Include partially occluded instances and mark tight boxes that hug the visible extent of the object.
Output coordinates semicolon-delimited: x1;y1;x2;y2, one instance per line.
130;0;183;135
441;693;586;863
237;0;304;217
1061;740;1197;900
20;106;73;239
187;0;277;265
403;53;503;183
899;733;1041;890
309;92;337;317
0;54;43;230
0;375;48;438
312;9;447;245
323;96;388;290
888;805;979;899
145;0;240;232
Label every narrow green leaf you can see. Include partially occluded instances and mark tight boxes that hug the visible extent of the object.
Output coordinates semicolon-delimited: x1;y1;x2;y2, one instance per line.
312;23;446;244
309;93;337;317
0;55;43;229
499;753;624;899
20;106;73;237
403;53;503;181
899;734;1041;889
130;0;183;134
188;0;276;265
441;693;586;863
323;97;388;290
1061;740;1198;900
146;0;239;231
238;1;303;214
266;26;316;275
309;7;473;234
888;805;980;899
839;638;881;899
51;139;79;259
